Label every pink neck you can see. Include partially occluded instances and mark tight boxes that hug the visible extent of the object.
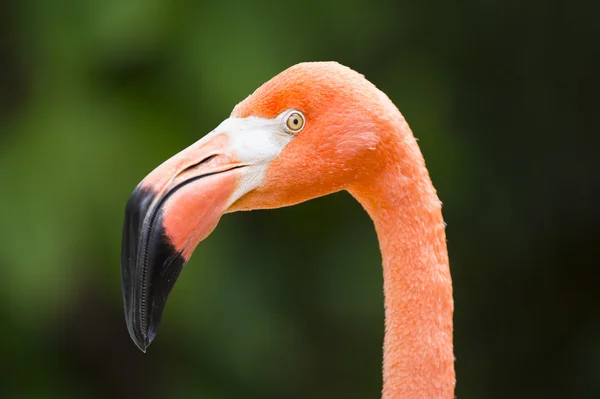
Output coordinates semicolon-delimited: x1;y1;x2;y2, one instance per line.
350;119;455;398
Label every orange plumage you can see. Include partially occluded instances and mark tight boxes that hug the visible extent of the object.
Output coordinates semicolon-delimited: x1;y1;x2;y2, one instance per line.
234;63;455;398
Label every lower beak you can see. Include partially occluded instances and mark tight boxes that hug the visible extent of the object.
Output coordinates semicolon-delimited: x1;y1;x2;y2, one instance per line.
121;133;245;352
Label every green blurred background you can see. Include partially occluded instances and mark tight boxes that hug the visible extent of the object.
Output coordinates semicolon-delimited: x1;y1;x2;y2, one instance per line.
1;0;598;398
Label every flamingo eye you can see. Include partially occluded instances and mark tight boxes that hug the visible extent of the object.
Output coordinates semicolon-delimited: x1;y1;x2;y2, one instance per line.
284;111;305;133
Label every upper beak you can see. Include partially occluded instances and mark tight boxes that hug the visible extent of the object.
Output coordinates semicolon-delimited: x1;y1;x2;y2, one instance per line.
121;132;247;352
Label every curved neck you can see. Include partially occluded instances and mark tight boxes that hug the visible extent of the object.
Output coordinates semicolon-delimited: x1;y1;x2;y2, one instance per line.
350;118;455;398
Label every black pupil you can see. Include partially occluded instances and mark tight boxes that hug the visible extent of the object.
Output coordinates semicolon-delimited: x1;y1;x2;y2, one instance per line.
293;118;298;125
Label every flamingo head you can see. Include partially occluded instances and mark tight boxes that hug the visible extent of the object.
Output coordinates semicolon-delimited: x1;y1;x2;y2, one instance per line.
121;62;394;351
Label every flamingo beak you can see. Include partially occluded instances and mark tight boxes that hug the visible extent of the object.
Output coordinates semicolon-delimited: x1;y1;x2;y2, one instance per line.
121;114;294;352
121;132;248;352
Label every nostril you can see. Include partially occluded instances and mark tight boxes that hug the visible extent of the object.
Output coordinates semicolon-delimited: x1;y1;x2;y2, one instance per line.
179;154;217;175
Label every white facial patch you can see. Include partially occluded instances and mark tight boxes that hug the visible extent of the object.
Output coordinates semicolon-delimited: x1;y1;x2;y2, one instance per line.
215;114;294;164
204;111;297;206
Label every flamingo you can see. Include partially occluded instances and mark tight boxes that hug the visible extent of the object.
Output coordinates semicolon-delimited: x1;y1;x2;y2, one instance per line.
121;62;455;398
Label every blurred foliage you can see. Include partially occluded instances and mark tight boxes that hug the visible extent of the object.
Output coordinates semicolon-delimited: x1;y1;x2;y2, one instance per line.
1;0;599;398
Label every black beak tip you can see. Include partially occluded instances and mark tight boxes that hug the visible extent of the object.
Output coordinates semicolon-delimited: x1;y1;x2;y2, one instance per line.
129;327;155;353
132;335;149;353
121;185;188;352
125;315;154;353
